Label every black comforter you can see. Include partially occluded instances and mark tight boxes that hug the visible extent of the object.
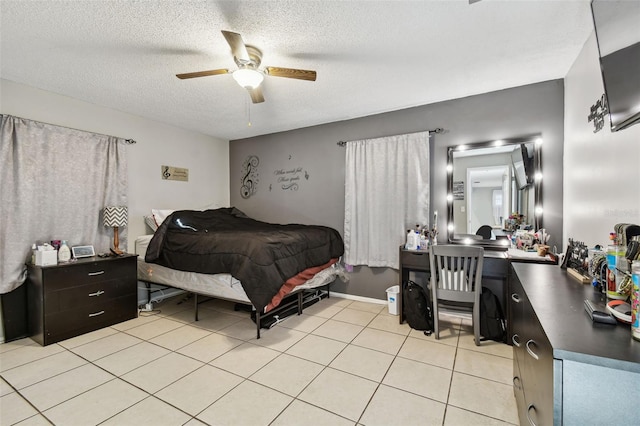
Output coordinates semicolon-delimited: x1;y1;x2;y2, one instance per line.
145;208;344;312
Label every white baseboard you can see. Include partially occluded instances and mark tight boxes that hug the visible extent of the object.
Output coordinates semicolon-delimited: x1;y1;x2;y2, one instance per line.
330;291;387;305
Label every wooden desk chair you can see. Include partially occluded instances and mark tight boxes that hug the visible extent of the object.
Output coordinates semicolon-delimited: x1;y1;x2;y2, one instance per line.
429;245;484;345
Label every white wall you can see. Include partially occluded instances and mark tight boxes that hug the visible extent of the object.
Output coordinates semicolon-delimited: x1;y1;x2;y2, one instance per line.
564;35;640;247
1;79;230;241
0;79;230;342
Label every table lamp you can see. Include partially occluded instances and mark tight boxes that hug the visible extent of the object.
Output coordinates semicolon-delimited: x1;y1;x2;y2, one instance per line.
104;206;127;255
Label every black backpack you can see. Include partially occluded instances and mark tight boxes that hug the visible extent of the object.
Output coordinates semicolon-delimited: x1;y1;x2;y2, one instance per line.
403;280;433;335
480;287;506;342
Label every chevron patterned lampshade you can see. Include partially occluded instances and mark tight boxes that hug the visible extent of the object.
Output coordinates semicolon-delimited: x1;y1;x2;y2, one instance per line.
104;206;127;255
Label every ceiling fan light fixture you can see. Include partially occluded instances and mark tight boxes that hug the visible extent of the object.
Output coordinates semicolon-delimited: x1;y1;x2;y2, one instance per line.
232;68;264;89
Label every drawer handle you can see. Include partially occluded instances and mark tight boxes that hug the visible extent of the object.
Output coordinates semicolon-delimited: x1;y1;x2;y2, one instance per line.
511;293;521;303
526;339;539;360
513;375;522;391
512;333;521;347
88;310;105;317
88;290;105;297
88;271;105;276
526;404;539;426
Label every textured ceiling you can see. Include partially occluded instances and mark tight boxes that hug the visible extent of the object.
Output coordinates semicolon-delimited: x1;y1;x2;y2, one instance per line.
0;0;594;141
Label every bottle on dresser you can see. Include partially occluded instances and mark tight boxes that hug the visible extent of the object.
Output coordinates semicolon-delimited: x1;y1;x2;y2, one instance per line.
58;240;71;262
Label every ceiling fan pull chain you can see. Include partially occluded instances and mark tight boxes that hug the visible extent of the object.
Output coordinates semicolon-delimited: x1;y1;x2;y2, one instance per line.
247;98;252;127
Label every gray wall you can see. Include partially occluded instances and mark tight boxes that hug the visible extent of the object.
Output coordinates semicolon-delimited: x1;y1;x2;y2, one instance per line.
230;79;564;300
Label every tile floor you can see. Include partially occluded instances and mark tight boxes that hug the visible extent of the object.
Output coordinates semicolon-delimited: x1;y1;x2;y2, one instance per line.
0;295;519;426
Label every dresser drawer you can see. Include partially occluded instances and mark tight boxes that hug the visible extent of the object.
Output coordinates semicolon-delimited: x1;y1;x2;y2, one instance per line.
44;294;137;343
41;258;134;292
401;250;429;269
44;278;134;314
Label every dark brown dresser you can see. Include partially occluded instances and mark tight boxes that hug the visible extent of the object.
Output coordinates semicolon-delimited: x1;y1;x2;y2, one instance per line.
27;254;137;346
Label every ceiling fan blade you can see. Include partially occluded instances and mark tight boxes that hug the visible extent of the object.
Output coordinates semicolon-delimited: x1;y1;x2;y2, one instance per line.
266;67;316;81
248;86;265;104
176;69;229;79
221;30;250;62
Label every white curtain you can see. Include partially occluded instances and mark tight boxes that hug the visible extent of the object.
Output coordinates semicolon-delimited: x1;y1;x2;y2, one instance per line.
0;115;128;294
344;131;430;269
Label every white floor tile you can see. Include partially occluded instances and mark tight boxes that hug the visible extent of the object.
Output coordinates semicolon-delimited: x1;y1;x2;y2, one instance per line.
367;314;412;336
124;317;185;340
217;318;263;341
312;319;364;343
13;413;53;426
250;353;324;397
20;363;115;411
382;357;452;403
57;327;118;349
121;352;203;394
271;399;354;426
0;338;38;354
149;324;212;351
0;377;13;397
43;378;147;425
1;350;87;390
298;368;378;421
210;342;280;377
177;332;244;363
197;380;292;426
0;392;38;425
69;331;142;361
398;336;457;370
101;395;191;426
0;342;64;372
448;372;519;424
454;348;513;385
444;405;516;426
360;384;446;426
352;327;407;355
155;365;243;416
347;300;385;314
458;331;513;359
285;334;347;365
332;308;377;326
329;344;394;382
248;326;307;352
93;341;171;376
278;313;328;333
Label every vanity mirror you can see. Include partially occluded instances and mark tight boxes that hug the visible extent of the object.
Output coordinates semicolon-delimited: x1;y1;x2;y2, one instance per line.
446;135;543;249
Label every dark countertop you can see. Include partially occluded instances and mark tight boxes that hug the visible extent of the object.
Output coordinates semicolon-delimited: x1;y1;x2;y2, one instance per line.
512;263;640;372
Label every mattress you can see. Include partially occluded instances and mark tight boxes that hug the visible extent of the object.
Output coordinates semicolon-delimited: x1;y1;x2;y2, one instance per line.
136;235;343;308
136;235;250;303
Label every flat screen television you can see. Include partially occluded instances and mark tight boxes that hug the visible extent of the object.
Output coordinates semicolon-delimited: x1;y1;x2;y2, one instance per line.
591;0;640;132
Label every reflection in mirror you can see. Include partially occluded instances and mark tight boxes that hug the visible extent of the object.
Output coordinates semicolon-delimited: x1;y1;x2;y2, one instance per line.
446;135;543;249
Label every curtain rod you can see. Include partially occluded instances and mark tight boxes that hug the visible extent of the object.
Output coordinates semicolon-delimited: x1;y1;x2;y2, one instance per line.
336;128;444;147
2;114;137;144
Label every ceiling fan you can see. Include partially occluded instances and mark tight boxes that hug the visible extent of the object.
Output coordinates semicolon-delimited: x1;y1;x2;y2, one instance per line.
176;30;317;104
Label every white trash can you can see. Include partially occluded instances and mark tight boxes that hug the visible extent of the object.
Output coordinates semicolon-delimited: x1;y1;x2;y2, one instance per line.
386;285;400;315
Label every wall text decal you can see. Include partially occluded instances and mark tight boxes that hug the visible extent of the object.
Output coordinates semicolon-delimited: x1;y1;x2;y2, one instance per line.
588;94;608;133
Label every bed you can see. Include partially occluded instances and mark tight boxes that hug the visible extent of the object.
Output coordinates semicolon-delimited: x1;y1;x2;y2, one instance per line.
136;208;345;338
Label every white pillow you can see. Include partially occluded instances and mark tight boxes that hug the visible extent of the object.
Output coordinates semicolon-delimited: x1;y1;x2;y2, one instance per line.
144;215;158;232
151;209;175;228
